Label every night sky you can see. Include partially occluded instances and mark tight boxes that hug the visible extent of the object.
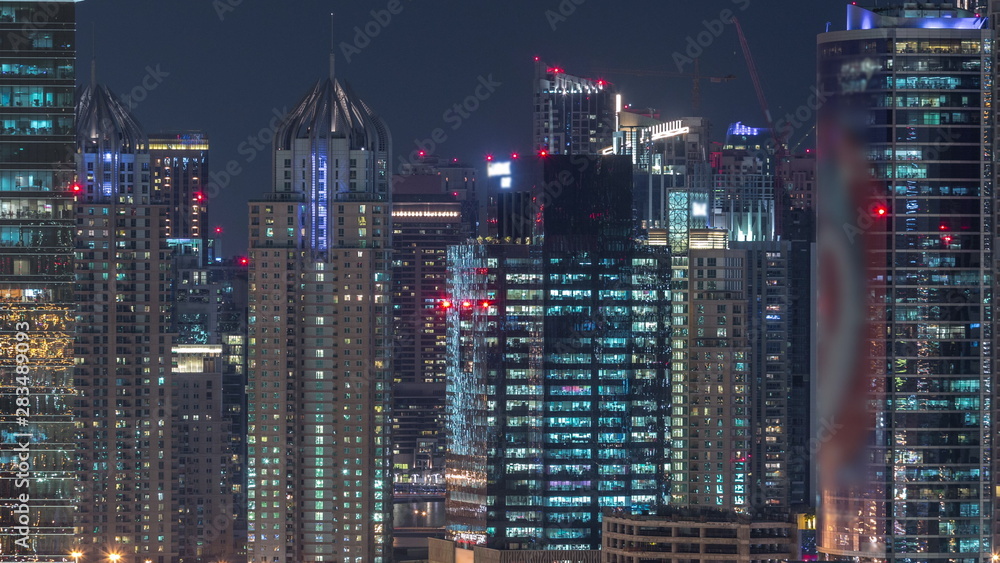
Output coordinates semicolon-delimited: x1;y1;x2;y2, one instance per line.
78;1;842;250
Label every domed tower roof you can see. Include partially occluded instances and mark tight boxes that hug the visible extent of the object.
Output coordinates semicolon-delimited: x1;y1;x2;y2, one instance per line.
76;83;148;154
275;77;390;154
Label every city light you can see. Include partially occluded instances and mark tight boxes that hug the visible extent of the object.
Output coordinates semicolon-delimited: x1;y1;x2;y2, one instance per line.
18;4;988;561
487;161;511;177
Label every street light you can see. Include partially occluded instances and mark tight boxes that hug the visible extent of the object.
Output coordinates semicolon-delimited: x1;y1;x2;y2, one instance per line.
108;554;121;563
70;551;82;563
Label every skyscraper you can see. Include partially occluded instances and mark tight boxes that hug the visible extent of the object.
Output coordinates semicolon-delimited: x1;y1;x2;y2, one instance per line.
818;4;992;560
171;251;248;562
149;132;209;243
246;59;393;563
533;61;617;156
667;230;753;512
623;115;712;254
391;157;476;482
712;122;777;243
445;155;671;551
0;2;80;561
72;81;180;561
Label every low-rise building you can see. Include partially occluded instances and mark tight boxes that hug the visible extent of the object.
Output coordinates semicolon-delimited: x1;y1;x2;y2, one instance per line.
602;512;796;563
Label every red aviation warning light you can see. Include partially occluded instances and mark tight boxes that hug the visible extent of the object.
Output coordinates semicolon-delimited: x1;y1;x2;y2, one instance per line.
485;154;494;162
481;300;492;309
461;300;473;309
872;203;888;217
194;192;205;202
539;150;549;157
237;257;249;266
215;226;224;234
439;299;453;310
70;183;82;194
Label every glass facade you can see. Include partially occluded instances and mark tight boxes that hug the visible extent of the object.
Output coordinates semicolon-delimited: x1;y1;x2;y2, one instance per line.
818;6;993;561
0;2;79;561
445;156;671;550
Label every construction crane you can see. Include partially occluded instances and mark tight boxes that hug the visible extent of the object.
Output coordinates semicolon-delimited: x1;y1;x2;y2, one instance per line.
733;17;779;147
733;16;790;234
592;59;735;113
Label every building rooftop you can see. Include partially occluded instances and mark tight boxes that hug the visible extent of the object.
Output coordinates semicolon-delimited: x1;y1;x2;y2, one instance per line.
76;83;147;153
275;77;390;154
847;3;987;30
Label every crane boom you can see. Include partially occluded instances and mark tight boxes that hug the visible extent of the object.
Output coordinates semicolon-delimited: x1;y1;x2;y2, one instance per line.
733;16;776;138
591;66;736;113
732;16;791;237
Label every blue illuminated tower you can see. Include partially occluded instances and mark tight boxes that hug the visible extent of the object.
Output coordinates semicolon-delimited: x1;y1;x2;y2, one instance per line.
246;56;393;563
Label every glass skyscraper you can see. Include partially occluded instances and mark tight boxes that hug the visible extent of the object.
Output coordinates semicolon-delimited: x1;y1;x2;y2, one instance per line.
445;155;671;550
818;4;993;561
0;2;79;561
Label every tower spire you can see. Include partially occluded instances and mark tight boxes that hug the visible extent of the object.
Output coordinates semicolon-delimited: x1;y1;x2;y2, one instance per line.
330;12;337;81
90;23;96;85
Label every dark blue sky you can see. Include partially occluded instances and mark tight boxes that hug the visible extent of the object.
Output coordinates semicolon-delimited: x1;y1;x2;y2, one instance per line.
78;0;843;250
